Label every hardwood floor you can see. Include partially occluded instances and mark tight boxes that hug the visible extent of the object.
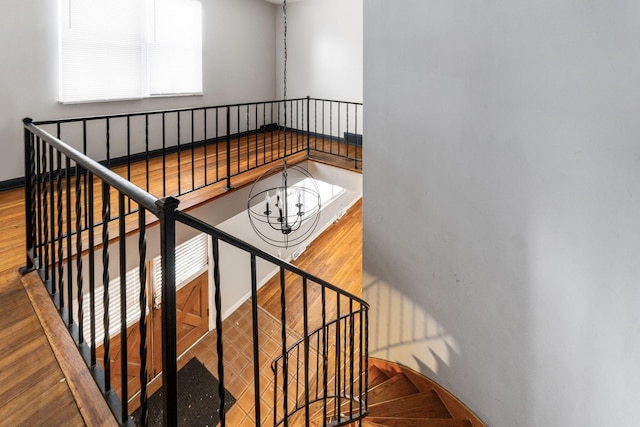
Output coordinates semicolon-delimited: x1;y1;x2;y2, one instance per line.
257;199;363;336
0;258;85;426
0;132;361;426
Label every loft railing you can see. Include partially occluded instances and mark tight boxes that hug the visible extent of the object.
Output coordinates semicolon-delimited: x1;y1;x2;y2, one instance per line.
21;97;366;427
31;97;362;211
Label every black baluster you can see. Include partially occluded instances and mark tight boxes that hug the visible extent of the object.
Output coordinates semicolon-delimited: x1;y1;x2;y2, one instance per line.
322;285;328;423
306;96;311;157
191;109;195;191
88;172;97;368
302;277;310;426
225;106;232;190
215;108;220;182
349;300;355;418
177;112;182;195
102;181;111;393
66;156;73;322
162;113;167;197
54;150;62;300
250;254;261;426
212;237;226;426
138;208;149;427
336;294;341;423
280;267;288;426
76;164;84;344
146;114;150;193
48;146;55;292
204;109;208;186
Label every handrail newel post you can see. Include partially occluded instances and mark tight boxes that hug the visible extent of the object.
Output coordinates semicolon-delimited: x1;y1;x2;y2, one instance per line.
21;118;36;274
156;196;181;427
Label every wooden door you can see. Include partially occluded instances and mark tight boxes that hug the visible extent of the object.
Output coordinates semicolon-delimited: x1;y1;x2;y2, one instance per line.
96;314;153;399
96;271;209;400
151;271;209;375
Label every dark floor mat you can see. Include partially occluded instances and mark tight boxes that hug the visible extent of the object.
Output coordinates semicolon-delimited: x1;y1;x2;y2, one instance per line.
132;357;236;426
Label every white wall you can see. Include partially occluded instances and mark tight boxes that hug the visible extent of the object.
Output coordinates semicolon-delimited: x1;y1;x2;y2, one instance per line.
363;1;640;426
0;0;276;183
275;0;362;102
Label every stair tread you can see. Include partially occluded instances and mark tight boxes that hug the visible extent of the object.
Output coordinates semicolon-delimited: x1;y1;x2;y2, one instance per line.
367;358;486;427
344;421;386;427
366;418;473;427
368;390;452;419
368;372;420;405
368;365;391;388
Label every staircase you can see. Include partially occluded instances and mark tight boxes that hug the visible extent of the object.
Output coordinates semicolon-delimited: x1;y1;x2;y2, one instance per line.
288;358;485;427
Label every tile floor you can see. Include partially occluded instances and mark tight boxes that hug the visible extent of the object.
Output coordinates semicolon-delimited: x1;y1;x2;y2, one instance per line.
178;300;305;427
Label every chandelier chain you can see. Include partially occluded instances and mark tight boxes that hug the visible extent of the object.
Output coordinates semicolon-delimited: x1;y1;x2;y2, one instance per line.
283;0;287;100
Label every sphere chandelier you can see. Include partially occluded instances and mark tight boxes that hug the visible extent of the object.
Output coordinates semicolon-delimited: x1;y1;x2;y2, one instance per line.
247;160;321;248
247;0;321;249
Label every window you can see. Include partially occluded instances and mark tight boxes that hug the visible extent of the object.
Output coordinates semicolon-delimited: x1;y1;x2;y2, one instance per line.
152;233;209;307
59;0;202;103
81;267;147;344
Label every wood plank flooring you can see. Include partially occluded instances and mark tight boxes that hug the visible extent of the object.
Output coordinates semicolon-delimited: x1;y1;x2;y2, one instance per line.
257;199;363;337
0;131;360;426
0;266;85;426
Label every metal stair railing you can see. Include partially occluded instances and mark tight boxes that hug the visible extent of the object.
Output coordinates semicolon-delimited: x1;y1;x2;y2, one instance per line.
21;97;366;427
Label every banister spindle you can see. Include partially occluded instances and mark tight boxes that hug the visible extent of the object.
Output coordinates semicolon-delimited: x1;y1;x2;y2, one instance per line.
250;254;261;426
212;237;226;426
66;156;73;321
54;150;62;299
138;207;149;427
191;109;195;191
302;277;310;426
88;172;97;368
102;181;111;393
279;267;288;424
76;163;84;343
204;109;208;186
177;112;182;195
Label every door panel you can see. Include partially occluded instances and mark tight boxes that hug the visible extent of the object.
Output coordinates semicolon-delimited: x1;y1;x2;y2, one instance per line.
96;271;209;403
96;315;153;399
152;271;209;375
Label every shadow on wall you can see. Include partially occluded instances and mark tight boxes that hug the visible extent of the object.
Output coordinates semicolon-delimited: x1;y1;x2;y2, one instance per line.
363;272;460;380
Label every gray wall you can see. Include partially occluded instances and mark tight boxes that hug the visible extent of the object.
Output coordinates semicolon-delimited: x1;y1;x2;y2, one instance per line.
363;1;640;426
275;0;363;102
0;0;276;183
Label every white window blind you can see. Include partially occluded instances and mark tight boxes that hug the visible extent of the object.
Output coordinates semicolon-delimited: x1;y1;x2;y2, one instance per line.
148;0;203;95
152;233;209;307
81;267;149;345
59;0;202;103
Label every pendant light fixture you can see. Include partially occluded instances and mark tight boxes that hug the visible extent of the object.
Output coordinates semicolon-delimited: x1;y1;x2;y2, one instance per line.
247;0;321;249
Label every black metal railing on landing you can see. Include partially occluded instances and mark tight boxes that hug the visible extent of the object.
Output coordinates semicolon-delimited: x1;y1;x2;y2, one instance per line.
20;97;366;427
31;97;362;214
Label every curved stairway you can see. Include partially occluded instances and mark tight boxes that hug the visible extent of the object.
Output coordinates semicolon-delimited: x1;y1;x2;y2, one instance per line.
289;358;485;427
353;358;485;427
